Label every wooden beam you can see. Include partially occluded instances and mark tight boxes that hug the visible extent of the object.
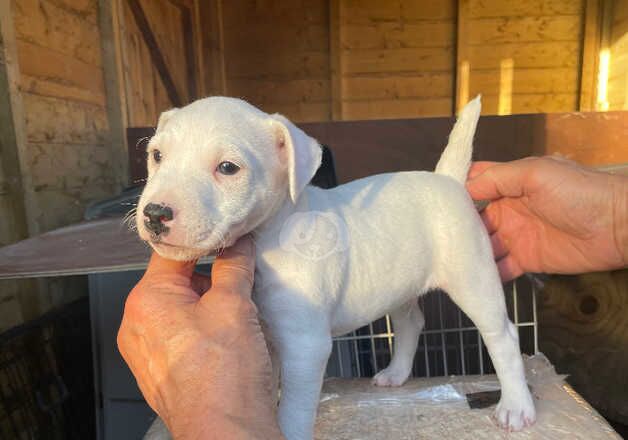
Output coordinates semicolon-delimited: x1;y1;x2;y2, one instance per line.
98;0;130;188
455;0;470;114
329;0;342;120
579;0;604;111
127;0;183;107
0;0;38;236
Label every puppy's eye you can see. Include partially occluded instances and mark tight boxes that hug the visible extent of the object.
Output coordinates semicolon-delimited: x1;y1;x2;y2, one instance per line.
152;150;162;163
217;161;240;175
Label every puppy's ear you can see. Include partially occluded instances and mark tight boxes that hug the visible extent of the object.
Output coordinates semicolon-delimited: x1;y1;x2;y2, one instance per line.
270;113;322;203
155;108;179;133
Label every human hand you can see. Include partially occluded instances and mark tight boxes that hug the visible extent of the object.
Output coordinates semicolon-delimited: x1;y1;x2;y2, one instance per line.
117;237;282;439
466;156;627;281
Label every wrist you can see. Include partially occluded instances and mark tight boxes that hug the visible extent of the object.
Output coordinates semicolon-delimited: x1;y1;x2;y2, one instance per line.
165;387;283;440
612;174;628;268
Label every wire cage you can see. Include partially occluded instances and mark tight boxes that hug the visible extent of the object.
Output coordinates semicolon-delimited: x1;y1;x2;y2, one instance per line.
0;297;95;440
326;277;537;379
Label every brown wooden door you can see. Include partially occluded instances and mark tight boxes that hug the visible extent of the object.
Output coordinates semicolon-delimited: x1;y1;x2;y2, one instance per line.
118;0;201;126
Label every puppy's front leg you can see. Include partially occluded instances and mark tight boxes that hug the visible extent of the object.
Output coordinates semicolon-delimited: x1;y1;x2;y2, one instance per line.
275;332;332;440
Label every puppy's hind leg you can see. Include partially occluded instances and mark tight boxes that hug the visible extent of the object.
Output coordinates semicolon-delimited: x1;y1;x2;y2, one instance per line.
444;251;536;431
372;299;424;387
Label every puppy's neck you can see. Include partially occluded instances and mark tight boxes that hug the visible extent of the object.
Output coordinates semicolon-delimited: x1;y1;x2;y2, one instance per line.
252;186;312;238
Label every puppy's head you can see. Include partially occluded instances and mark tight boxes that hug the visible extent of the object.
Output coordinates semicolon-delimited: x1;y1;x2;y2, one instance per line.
136;97;322;261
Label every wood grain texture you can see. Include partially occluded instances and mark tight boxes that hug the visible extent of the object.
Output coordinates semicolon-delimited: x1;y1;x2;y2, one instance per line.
539;270;628;424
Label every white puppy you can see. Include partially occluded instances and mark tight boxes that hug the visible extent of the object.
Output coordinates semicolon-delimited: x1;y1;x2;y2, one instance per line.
137;96;536;439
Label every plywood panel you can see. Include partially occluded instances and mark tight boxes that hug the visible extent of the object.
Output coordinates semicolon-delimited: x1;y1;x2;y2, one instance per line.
22;93;108;145
17;40;106;105
14;0;102;66
28;143;116;190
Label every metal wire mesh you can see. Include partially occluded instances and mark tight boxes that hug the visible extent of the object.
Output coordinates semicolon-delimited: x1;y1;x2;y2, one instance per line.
326;277;537;378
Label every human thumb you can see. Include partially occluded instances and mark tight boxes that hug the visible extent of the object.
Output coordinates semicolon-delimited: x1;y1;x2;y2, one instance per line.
207;236;255;298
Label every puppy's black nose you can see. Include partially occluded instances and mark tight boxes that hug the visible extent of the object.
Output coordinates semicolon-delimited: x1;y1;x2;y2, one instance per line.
143;203;174;236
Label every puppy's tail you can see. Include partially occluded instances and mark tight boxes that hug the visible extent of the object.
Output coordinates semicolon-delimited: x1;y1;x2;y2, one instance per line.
434;95;481;184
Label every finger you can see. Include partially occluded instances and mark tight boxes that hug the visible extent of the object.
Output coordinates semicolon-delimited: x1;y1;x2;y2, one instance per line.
466;160;530;201
490;233;509;261
497;256;523;282
206;236;255;298
145;251;198;278
468;161;498;180
480;204;501;235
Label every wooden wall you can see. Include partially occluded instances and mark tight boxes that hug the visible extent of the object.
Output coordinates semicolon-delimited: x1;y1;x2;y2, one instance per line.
609;0;628;109
209;0;601;121
220;0;332;122
0;0;122;329
12;0;118;233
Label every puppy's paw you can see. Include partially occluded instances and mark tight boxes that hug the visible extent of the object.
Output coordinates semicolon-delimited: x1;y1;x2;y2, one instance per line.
371;367;410;387
493;393;536;432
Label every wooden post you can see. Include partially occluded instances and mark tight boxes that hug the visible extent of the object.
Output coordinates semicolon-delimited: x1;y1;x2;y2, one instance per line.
0;0;38;236
98;0;130;189
455;0;470;115
329;0;342;120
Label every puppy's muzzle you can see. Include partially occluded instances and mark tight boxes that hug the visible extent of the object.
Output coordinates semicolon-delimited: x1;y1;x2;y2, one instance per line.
143;203;174;237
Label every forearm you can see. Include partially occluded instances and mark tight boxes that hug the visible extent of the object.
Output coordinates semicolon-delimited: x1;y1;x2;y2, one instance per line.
612;174;628;268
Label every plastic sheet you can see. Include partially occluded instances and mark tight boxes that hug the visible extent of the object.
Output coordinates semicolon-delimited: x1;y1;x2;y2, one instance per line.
144;354;620;439
315;354;619;439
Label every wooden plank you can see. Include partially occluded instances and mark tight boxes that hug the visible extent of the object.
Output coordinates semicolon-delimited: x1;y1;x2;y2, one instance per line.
180;4;197;100
16;40;106;105
198;0;226;94
339;0;400;24
343;47;453;74
0;0;39;236
127;0;182;106
22;93;108;145
470;68;579;94
330;0;342;120
469;15;583;45
469;0;583;18
223;23;329;53
98;0;130;187
28;143;116;190
228;78;330;105
469;41;582;68
579;0;603;111
539;270;628;424
225;50;329;79
341;97;452;120
341;22;455;50
14;0;102;66
478;93;578;114
342;73;453;100
400;0;457;20
456;0;471;113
